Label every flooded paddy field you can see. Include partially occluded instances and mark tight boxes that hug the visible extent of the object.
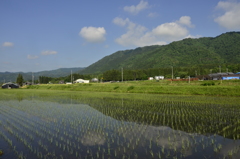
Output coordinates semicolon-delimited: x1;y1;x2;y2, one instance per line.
0;90;240;159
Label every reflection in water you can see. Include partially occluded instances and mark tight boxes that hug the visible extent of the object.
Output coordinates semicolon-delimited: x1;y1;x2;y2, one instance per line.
81;131;106;146
0;93;240;159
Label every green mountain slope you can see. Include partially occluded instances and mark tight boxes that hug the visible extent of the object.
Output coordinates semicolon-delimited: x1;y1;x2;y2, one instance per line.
0;67;84;83
80;32;240;74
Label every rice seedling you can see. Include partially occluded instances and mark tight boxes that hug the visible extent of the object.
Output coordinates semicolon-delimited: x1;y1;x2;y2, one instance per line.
0;90;240;158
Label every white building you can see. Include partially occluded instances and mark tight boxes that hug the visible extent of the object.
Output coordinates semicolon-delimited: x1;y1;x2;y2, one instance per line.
74;79;90;83
148;77;154;80
155;76;164;80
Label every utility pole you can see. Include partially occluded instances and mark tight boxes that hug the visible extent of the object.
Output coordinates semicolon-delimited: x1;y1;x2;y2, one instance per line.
121;67;123;82
171;66;173;79
71;70;72;83
32;72;34;85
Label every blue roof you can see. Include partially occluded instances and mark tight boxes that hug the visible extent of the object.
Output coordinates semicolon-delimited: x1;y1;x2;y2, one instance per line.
236;72;240;74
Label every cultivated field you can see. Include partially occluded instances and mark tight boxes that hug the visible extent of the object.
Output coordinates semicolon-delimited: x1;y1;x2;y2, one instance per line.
26;79;240;96
0;89;240;158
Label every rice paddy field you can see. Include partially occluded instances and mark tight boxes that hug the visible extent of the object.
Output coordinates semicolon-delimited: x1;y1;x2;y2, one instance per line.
0;89;240;159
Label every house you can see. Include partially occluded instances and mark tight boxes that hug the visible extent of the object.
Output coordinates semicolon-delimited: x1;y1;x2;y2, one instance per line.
59;80;64;84
208;72;240;80
91;78;98;82
2;83;19;89
148;77;154;80
208;72;234;80
74;79;90;83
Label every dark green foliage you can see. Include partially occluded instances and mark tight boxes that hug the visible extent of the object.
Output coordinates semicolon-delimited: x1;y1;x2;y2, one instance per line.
16;74;24;86
113;86;119;90
80;32;240;74
201;81;215;86
0;67;84;83
127;86;134;91
38;73;92;84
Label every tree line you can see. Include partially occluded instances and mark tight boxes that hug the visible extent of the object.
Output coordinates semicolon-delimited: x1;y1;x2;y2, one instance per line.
102;64;240;81
14;63;240;85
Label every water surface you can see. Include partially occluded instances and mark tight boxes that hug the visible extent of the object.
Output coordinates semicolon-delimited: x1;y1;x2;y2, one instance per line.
0;91;240;159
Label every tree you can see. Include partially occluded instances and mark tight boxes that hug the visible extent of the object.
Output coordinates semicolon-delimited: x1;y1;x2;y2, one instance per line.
16;74;24;86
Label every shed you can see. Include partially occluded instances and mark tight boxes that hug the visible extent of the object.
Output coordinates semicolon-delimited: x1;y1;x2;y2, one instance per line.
2;83;19;89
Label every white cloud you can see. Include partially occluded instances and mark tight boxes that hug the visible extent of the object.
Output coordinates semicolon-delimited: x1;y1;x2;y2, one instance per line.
113;16;194;47
152;22;189;41
214;1;240;30
79;26;106;43
177;16;194;28
148;12;158;18
2;42;14;47
41;50;57;55
185;34;202;39
123;0;150;15
113;17;130;27
27;55;39;59
112;17;136;30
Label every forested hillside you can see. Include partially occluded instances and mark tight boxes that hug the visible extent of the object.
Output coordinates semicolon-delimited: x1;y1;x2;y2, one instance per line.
80;32;240;74
0;67;84;83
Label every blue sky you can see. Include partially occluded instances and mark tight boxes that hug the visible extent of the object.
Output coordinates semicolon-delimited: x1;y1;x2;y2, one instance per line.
1;0;240;72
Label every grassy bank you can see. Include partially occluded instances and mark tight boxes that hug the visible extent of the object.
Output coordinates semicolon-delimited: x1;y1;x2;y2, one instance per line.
23;79;240;96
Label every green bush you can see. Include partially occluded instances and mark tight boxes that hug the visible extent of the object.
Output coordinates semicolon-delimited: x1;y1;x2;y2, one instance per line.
113;86;119;90
127;86;134;91
201;81;215;86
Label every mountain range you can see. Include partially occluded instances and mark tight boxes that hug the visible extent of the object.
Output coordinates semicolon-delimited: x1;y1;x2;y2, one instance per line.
1;32;240;83
0;67;84;83
79;32;240;74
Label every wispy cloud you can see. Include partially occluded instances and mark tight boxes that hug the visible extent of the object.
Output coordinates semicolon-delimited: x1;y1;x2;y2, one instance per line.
2;42;14;47
41;50;57;55
148;12;158;18
79;26;106;43
214;0;240;30
27;55;39;59
123;0;150;15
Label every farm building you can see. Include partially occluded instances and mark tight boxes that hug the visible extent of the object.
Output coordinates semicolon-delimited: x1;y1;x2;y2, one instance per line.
2;83;19;89
222;74;240;80
74;79;90;83
208;72;240;80
208;72;234;80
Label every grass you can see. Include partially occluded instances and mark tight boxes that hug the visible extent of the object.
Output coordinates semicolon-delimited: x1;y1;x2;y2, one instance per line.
21;79;240;96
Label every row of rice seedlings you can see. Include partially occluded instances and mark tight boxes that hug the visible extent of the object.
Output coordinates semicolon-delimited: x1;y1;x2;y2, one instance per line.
87;96;240;158
1;93;240;158
92;98;240;139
